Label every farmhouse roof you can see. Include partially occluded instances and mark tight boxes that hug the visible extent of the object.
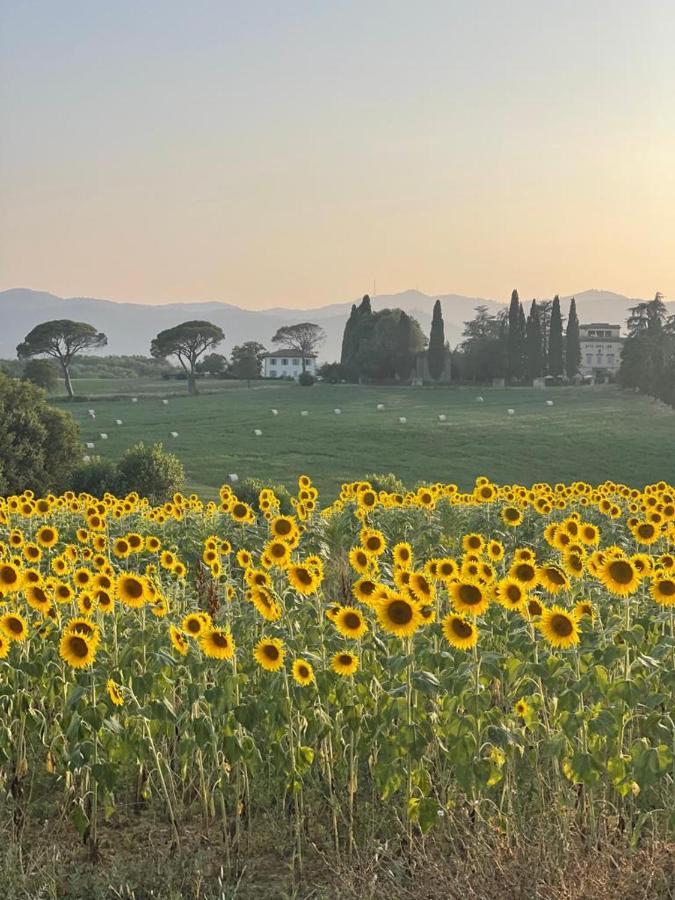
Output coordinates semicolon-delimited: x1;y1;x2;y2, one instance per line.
263;349;317;359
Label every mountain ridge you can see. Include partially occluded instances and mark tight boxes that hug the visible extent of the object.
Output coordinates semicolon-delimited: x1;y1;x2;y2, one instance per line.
1;287;671;362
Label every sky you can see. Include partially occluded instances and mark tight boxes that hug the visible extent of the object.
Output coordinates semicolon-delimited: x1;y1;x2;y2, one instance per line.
1;1;674;309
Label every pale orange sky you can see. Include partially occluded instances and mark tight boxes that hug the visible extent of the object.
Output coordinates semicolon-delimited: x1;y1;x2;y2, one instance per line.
1;2;674;308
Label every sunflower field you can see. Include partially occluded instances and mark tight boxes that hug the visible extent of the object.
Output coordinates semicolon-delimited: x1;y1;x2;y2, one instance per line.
0;475;673;880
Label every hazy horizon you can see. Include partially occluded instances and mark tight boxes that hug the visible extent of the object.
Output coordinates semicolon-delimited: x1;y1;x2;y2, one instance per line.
2;2;674;309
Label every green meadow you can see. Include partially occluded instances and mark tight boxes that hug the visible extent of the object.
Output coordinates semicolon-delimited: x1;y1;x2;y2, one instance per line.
54;380;675;497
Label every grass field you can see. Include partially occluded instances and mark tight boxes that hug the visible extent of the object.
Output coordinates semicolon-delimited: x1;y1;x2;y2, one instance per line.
54;380;675;497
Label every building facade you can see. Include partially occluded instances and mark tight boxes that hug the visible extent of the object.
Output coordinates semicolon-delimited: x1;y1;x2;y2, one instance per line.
262;350;317;380
579;323;623;377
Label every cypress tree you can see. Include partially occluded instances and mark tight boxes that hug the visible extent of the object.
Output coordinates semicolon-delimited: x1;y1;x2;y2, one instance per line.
340;304;358;370
548;295;564;377
427;299;445;382
526;300;543;381
517;302;527;379
507;289;521;383
565;297;581;379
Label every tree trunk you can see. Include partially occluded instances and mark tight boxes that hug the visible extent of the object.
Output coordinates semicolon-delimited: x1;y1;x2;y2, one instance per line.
187;370;198;395
301;356;306;372
62;363;74;398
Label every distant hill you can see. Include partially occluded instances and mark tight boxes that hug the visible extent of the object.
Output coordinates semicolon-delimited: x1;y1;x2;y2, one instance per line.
1;287;671;362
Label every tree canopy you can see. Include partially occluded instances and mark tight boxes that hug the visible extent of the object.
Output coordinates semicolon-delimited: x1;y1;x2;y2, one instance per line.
0;372;81;495
229;341;267;385
150;321;224;394
17;319;107;398
271;323;325;371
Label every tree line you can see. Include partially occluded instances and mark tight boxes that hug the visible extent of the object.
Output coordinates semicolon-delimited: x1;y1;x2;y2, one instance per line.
14;319;326;396
453;291;581;384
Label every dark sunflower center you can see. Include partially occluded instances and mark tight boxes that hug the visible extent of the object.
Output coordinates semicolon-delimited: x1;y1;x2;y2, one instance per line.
69;636;89;658
506;585;521;602
298;665;309;678
415;576;431;595
458;584;482;606
516;564;535;582
123;579;144;599
609;561;633;584
452;619;473;639
344;612;361;630
296;568;312;585
32;588;48;604
211;632;229;648
275;520;292;535
528;600;543;616
233;504;247;518
0;567;18;586
359;580;376;596
7;617;23;634
551;614;573;637
638;524;654;538
187;619;201;633
388;600;413;624
546;568;566;585
658;580;675;596
264;645;280;661
271;544;286;558
339;654;352;665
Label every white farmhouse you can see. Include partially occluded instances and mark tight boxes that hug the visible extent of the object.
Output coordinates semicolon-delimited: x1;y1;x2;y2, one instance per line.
579;323;624;378
262;350;317;380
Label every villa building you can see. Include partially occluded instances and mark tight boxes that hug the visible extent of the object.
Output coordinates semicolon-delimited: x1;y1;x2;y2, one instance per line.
579;323;623;378
262;350;317;380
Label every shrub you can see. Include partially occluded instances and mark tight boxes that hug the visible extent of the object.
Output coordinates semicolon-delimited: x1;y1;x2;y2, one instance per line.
234;477;293;514
298;371;315;386
23;359;59;392
115;442;185;503
0;372;80;495
363;472;407;494
69;458;120;497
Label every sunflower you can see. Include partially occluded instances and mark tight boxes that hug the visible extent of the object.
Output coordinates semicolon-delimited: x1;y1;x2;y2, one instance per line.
360;529;386;557
146;535;161;553
486;540;505;562
94;589;115;614
250;587;282;621
574;600;595;619
59;631;96;668
650;570;675;606
0;633;9;659
291;658;315;686
496;577;527;611
182;611;212;638
331;651;359;676
160;550;176;569
25;583;53;614
510;560;538;587
107;679;124;707
169;624;189;655
112;538;131;559
0;611;29;642
349;546;372;574
514;698;530;718
523;597;545;619
598;556;641;597
419;604;436;625
334;606;368;639
631;520;660;545
288;563;321;595
537;565;570;594
449;578;491;617
264;540;291;568
117;574;148;608
253;637;285;672
408;571;435;603
441;613;478;650
462;533;485;554
392;542;413;569
0;562;22;593
579;523;600;545
501;506;523;527
436;557;458;580
199;628;235;660
376;594;422;638
23;542;42;563
77;591;97;615
539;605;580;650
